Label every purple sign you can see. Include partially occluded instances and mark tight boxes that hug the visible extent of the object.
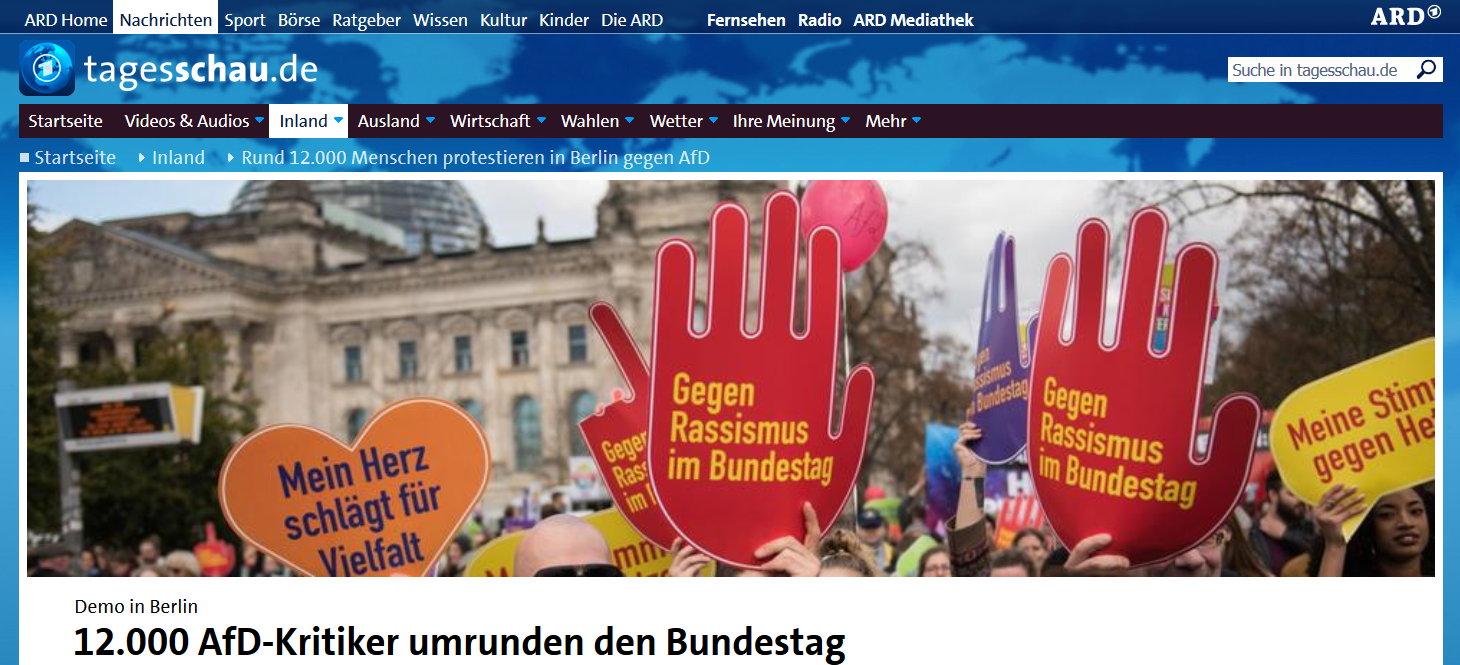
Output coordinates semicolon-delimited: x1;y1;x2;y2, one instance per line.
984;462;1035;505
970;232;1032;464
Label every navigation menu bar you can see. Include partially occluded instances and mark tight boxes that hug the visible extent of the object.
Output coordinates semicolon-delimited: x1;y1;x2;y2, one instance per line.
17;104;1444;139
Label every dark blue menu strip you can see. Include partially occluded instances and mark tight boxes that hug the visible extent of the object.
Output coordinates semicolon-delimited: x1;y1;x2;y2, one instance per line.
9;0;1456;33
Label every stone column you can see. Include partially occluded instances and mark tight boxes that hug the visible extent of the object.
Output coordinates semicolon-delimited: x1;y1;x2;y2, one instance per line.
476;312;501;468
58;331;78;369
366;320;387;392
218;318;245;393
109;326;135;369
612;286;643;351
534;305;563;481
421;315;439;381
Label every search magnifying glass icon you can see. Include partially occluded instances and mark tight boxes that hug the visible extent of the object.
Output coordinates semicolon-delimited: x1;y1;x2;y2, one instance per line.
1417;59;1437;79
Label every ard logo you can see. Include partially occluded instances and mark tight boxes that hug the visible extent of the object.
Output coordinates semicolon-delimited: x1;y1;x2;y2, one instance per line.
1371;5;1441;24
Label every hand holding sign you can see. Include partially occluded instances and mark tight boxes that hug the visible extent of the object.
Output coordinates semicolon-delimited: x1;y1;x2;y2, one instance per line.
577;301;679;549
648;190;876;569
1311;484;1368;545
219;398;490;577
1269;338;1435;539
971;232;1033;463
667;538;715;577
1028;208;1261;567
751;502;825;577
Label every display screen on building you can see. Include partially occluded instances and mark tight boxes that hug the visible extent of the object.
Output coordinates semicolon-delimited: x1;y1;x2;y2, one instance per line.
55;383;203;453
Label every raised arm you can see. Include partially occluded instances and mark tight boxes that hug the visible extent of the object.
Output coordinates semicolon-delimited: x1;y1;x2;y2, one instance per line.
948;420;990;577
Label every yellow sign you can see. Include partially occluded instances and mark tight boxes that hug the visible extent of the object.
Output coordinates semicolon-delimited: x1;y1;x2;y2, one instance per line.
171;385;205;443
460;530;524;577
1270;338;1435;539
462;508;711;577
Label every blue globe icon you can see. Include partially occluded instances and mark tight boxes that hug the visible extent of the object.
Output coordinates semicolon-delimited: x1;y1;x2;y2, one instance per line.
20;41;75;95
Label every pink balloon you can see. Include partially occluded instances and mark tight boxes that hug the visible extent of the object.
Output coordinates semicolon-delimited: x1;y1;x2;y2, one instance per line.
799;180;888;272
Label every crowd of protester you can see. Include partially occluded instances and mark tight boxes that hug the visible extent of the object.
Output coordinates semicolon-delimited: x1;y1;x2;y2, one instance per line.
30;420;1433;579
27;536;294;578
508;419;1435;579
27;511;504;578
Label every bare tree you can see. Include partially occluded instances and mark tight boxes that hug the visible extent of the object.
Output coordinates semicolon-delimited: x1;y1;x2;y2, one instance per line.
1109;180;1434;407
844;238;972;493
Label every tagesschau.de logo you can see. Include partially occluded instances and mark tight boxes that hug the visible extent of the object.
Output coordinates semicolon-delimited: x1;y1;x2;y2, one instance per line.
19;39;75;96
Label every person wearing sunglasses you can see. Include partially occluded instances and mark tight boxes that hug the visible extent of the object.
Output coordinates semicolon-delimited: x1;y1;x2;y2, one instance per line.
514;514;624;578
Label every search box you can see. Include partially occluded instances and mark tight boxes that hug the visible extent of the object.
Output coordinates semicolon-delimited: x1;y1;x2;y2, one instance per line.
1229;57;1442;83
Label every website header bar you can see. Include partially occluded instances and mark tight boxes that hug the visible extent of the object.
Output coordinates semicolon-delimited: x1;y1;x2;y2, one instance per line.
9;0;1456;33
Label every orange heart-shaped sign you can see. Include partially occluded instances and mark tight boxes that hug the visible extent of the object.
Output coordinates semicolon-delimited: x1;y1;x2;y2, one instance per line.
218;398;490;577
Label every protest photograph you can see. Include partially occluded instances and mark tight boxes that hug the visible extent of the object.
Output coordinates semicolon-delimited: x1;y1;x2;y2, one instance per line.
25;178;1435;579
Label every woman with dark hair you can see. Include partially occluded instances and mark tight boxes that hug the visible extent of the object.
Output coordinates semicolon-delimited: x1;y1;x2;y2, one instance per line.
236;543;264;577
918;546;952;577
441;535;472;577
1310;484;1433;577
1221;513;1272;577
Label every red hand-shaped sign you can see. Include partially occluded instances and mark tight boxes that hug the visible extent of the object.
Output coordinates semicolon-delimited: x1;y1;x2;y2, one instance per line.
647;190;876;569
1028;208;1261;567
576;302;679;550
